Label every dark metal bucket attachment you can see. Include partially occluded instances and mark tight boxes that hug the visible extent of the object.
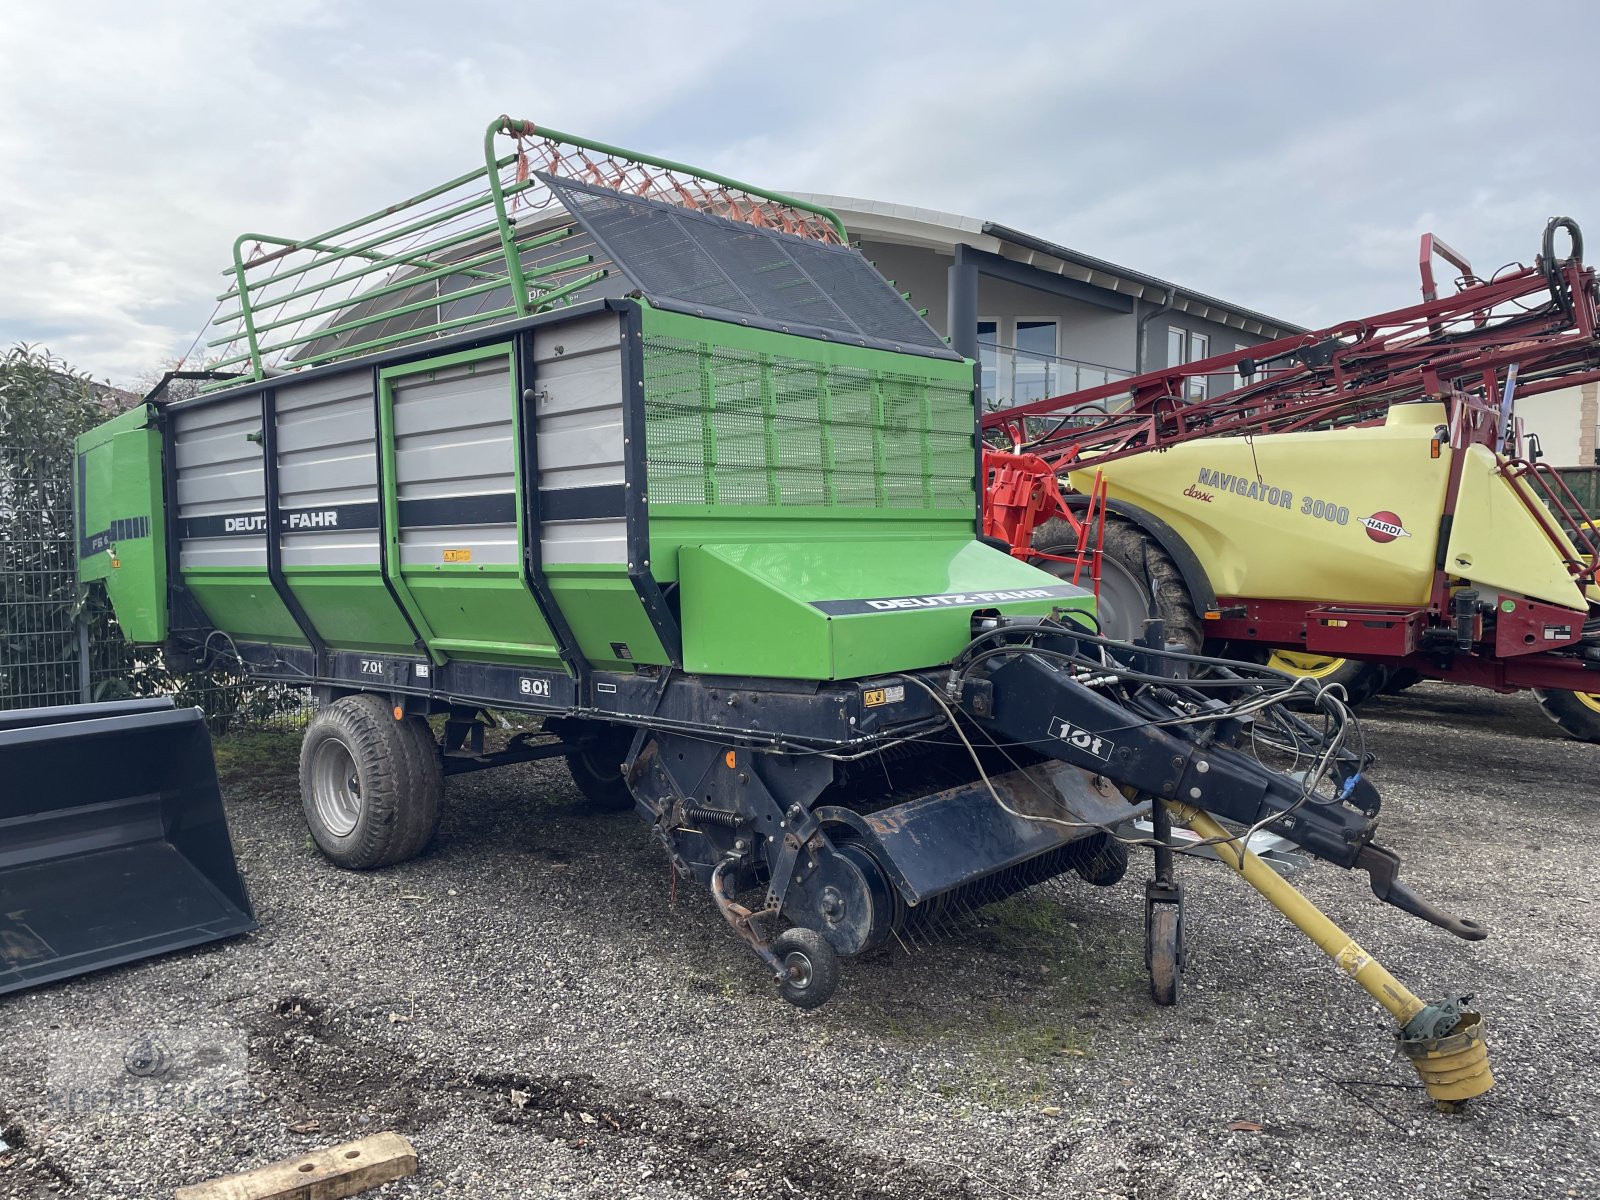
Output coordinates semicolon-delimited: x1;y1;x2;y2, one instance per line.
0;698;256;995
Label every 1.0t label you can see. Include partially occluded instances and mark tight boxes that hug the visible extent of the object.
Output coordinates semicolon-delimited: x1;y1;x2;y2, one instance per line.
1049;717;1114;761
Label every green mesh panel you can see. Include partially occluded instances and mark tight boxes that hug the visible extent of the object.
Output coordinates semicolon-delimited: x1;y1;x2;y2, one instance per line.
643;335;975;510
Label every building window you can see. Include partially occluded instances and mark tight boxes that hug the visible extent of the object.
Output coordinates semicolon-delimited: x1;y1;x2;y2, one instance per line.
1188;332;1209;399
1014;320;1058;405
1166;326;1210;398
978;320;999;409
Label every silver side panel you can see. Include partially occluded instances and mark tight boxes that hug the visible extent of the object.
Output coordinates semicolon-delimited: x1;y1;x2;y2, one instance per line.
541;518;629;566
392;356;519;567
534;312;627;566
399;522;518;567
275;372;380;569
173;393;266;571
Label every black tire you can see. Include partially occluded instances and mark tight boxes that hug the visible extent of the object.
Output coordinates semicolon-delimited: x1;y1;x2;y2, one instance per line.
1148;904;1182;1007
1073;834;1128;887
566;751;634;812
1383;667;1424;695
1032;516;1202;651
1257;651;1390;708
563;723;637;812
1533;688;1600;742
771;927;840;1010
299;694;444;869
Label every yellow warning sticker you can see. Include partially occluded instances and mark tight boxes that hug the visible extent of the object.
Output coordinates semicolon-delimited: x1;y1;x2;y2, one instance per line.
1334;943;1372;976
862;684;906;708
442;548;472;563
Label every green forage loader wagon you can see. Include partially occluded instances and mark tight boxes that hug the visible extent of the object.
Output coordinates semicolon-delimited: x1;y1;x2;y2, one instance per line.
70;118;1493;1099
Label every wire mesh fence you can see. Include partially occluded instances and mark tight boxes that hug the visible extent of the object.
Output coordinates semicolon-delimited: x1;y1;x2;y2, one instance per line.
0;434;84;707
0;433;312;733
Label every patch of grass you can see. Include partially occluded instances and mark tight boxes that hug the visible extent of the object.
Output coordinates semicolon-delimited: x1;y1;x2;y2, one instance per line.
213;730;302;788
985;893;1069;958
980;893;1147;1001
869;892;1169;1106
883;999;1099;1108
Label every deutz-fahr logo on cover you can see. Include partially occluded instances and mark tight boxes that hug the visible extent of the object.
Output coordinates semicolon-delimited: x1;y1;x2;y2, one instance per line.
1358;511;1410;543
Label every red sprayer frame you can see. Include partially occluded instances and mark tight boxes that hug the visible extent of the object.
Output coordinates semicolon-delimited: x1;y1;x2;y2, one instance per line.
980;219;1600;692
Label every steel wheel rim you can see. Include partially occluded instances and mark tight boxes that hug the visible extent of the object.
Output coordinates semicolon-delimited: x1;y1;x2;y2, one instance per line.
311;738;363;837
1574;692;1600;714
1268;650;1349;679
783;951;814;991
1037;545;1148;643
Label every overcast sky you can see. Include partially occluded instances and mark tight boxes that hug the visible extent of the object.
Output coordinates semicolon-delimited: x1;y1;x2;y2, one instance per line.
2;1;1594;385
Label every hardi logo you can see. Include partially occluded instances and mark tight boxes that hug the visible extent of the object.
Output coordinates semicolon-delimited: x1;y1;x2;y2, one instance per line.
1358;511;1411;543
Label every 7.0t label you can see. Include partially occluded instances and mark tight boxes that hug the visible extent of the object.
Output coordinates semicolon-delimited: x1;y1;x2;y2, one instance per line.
1049;716;1115;761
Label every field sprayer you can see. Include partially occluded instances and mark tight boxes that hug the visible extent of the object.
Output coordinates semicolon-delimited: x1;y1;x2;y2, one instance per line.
984;220;1600;739
63;117;1491;1103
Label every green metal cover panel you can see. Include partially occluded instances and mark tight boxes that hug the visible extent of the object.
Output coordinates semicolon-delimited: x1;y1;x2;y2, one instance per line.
182;568;307;645
638;306;982;589
545;566;670;669
281;568;416;650
678;540;1094;679
74;406;168;643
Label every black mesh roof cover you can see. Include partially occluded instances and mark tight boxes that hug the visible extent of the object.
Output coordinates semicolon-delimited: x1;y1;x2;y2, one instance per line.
538;172;959;360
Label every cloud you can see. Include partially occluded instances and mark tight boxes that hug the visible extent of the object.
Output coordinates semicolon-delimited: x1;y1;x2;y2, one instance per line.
2;1;1597;382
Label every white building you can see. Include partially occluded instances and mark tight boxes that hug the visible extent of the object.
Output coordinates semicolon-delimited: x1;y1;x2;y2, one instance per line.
1517;382;1598;468
790;193;1304;413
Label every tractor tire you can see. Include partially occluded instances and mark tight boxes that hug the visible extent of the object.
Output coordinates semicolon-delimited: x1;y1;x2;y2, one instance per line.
1261;651;1390;708
1533;688;1600;742
564;723;637;813
300;694;444;869
1032;516;1202;651
1383;667;1424;695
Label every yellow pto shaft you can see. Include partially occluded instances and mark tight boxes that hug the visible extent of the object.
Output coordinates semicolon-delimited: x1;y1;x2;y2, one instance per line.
1170;803;1494;1107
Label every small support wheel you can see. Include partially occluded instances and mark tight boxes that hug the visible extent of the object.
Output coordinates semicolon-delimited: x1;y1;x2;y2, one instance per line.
1147;903;1183;1007
771;927;840;1010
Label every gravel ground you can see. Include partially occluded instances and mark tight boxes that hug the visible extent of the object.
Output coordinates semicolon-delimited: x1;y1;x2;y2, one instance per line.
2;682;1597;1199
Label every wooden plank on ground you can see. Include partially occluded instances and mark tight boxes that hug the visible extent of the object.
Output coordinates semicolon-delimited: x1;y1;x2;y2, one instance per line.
173;1132;417;1200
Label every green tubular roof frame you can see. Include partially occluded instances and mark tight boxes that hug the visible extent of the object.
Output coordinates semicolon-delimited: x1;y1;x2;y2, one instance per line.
207;116;850;386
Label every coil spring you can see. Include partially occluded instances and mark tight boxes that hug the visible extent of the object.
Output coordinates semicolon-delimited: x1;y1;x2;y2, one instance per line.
683;805;742;829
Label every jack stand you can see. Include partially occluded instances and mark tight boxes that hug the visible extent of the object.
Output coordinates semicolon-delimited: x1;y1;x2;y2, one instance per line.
1145;799;1185;1006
